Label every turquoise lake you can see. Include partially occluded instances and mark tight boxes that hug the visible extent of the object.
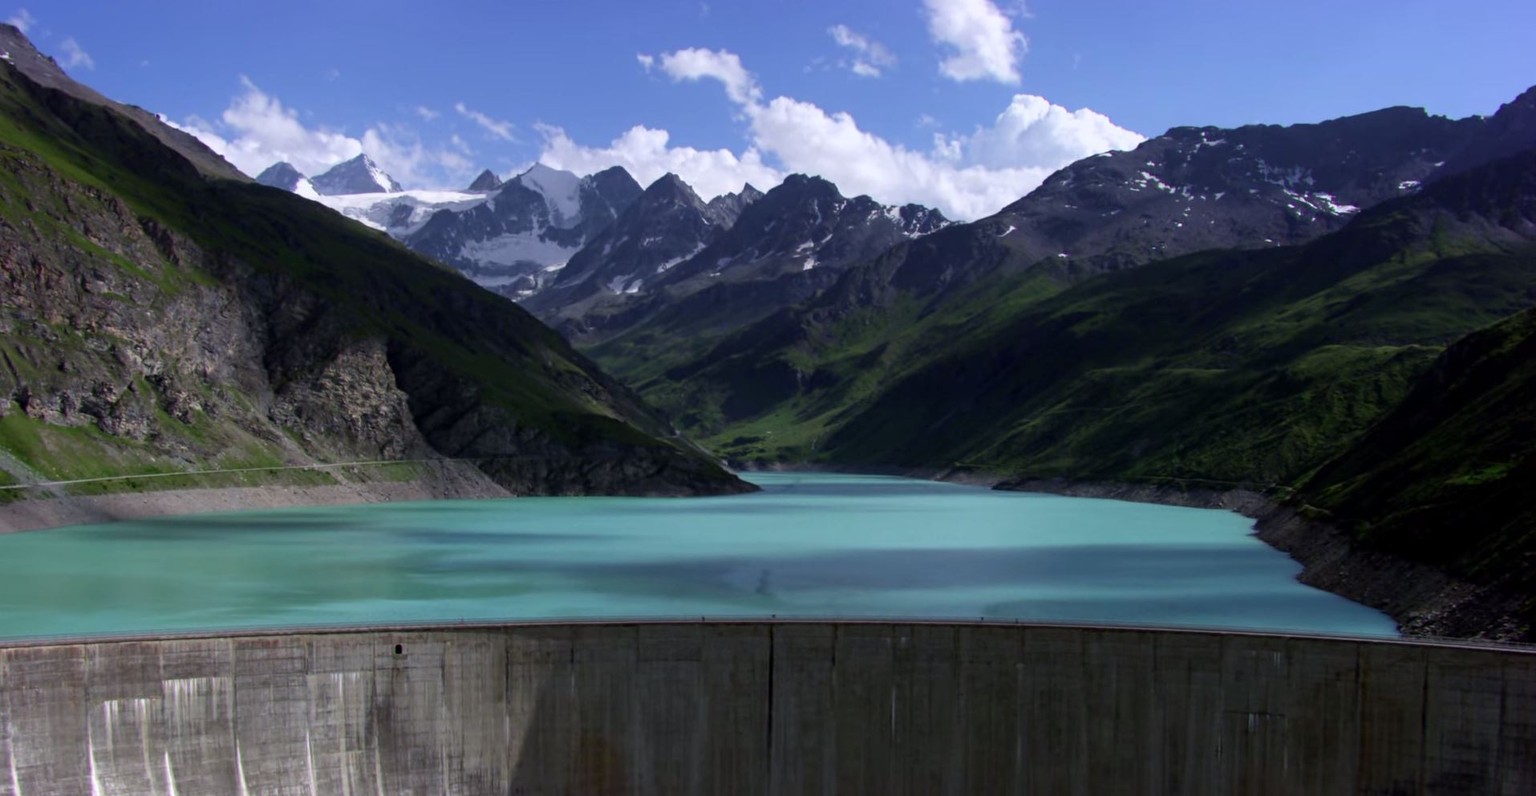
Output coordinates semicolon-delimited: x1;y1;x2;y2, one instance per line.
0;472;1397;639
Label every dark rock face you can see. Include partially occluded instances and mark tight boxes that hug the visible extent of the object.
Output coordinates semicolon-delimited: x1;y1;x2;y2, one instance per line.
991;106;1475;273
527;172;948;344
0;38;750;498
255;161;309;191
1431;85;1536;179
467;168;502;192
404;164;643;295
311;154;403;195
703;183;764;228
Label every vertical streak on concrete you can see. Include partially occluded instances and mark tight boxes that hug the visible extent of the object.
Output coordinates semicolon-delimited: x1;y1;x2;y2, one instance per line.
1;670;16;796
1498;653;1536;796
231;636;309;793
504;625;573;793
1355;641;1427;794
887;623;952;796
1152;629;1223;794
1423;648;1505;792
1220;633;1290;795
1280;636;1360;793
1087;628;1159;793
957;625;1025;794
634;623;702;795
1020;626;1088;794
570;623;638;795
4;645;90;795
831;624;894;794
769;623;835;794
699;625;769;796
2;625;1536;794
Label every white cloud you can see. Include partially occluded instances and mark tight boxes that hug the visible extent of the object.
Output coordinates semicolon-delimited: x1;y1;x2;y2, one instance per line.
59;37;94;70
546;47;1140;220
7;8;33;33
167;78;472;188
829;24;896;78
943;95;1144;171
414;105;440;121
635;53;655;70
363;123;474;187
455;102;516;141
922;0;1027;84
537;124;781;200
651;47;761;105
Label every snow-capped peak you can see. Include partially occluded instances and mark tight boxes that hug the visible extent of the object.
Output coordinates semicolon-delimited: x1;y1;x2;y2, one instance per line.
514;163;583;227
311;154;403;196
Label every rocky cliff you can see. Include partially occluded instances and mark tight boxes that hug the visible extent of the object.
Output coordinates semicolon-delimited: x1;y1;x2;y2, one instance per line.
0;27;749;508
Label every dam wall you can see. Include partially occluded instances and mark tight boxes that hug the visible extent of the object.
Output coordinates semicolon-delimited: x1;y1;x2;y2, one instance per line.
1;621;1532;794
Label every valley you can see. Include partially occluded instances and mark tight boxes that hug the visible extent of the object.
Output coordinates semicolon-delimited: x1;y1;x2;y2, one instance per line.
1;12;1534;644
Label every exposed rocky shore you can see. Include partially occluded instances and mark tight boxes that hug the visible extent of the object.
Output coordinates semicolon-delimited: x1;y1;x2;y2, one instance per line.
0;459;508;534
998;477;1526;642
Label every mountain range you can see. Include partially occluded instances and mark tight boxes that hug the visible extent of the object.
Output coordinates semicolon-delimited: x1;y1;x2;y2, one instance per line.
4;18;1536;641
0;24;747;502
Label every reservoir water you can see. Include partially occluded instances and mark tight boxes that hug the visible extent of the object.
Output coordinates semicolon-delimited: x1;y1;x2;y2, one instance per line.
0;473;1396;639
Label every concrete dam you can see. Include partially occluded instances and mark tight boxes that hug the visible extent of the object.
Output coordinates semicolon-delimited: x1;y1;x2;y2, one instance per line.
1;621;1532;795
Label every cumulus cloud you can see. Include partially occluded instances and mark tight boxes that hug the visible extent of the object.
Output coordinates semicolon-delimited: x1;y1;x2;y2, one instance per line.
543;47;1140;220
59;37;94;70
922;0;1026;84
454;102;516;141
650;47;761;105
167;78;472;188
363;123;474;186
828;24;897;78
635;53;655;70
538;124;781;200
7;8;33;33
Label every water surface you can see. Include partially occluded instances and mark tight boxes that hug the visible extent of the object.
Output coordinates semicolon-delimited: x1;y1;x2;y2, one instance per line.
0;473;1396;638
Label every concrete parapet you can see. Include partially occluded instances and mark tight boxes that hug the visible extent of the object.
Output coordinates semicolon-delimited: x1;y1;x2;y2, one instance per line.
0;622;1532;794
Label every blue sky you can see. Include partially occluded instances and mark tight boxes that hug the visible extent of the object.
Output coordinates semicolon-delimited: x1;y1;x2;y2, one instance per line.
12;0;1535;219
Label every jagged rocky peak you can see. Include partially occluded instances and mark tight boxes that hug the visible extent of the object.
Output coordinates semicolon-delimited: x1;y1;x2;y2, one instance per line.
1431;83;1536;178
983;104;1485;272
703;183;765;229
255;161;308;190
311;154;403;195
467;168;502;191
646;172;705;204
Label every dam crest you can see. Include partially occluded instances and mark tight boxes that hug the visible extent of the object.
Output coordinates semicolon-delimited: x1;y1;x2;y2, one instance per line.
1;620;1532;794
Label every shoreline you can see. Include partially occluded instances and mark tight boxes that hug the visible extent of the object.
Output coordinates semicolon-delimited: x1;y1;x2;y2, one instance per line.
740;461;1519;641
4;457;1516;641
994;476;1523;642
0;460;509;534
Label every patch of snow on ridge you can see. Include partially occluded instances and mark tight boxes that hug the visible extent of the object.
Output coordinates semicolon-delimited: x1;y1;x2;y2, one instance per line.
315;190;488;236
460;232;580;272
516;164;583;228
999;225;1016;237
1399;180;1421;192
656;244;704;274
1313;193;1359;215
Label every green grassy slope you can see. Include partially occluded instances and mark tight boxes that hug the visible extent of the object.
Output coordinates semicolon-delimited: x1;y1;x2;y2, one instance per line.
1301;307;1536;621
618;150;1534;486
0;55;746;496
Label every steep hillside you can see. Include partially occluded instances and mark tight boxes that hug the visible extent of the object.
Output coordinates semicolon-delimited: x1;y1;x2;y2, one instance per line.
764;149;1535;481
0;31;748;501
587;97;1525;443
1295;307;1536;637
